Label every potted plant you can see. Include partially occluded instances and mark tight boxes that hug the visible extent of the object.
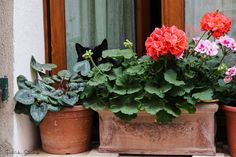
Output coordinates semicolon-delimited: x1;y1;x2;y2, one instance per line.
81;11;235;155
14;56;93;154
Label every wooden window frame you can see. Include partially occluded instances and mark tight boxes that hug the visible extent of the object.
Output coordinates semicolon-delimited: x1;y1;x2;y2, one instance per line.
43;0;184;71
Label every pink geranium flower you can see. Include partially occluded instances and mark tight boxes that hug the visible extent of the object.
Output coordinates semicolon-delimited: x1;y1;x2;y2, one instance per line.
224;76;233;83
217;35;236;51
226;66;236;76
194;39;218;56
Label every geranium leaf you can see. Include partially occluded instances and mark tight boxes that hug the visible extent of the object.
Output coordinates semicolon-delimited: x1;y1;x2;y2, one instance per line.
97;63;113;72
114;112;137;121
192;89;213;101
102;49;134;59
164;69;185;86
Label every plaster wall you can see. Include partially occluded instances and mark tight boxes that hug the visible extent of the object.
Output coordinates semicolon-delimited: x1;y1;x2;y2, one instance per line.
0;0;45;156
13;0;45;154
0;0;15;156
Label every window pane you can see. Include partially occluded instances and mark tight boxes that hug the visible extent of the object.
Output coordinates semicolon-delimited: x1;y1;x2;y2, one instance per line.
65;0;136;70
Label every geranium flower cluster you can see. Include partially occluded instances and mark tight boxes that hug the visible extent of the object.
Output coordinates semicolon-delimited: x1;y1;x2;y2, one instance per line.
200;12;231;38
224;66;236;83
217;36;236;52
145;26;187;60
194;38;219;56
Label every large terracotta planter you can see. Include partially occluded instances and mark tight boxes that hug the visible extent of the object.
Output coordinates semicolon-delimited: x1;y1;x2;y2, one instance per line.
98;103;218;155
223;105;236;157
40;105;94;154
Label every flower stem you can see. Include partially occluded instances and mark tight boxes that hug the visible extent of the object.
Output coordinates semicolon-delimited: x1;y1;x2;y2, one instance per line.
89;56;103;74
189;31;208;56
193;31;207;50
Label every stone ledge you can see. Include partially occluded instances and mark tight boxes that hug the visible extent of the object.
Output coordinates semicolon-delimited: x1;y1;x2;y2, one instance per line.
23;149;119;157
17;149;230;157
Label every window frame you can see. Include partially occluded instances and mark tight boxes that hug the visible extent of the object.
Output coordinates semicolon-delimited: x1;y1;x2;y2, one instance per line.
43;0;185;72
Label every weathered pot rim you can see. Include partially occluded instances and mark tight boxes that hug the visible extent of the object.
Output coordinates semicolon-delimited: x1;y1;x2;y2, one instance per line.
223;105;236;113
59;105;90;112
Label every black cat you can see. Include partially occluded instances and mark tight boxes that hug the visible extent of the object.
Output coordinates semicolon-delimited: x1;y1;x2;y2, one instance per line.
75;39;108;65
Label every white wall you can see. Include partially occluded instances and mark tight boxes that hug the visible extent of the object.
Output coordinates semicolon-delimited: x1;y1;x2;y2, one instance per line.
13;0;45;154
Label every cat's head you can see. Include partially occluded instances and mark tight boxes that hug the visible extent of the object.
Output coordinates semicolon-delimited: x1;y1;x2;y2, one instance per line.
75;39;108;64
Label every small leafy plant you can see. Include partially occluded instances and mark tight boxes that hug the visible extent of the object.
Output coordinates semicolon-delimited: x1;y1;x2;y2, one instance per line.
14;56;90;124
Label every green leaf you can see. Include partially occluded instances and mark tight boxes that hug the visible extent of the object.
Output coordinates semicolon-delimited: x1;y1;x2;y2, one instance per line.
52;75;61;81
109;95;140;115
107;67;123;80
42;64;57;71
121;105;139;115
112;86;126;95
144;83;172;98
30;56;43;72
126;65;145;75
32;93;49;103
97;63;113;72
192;89;213;101
114;112;137;121
30;103;48;123
17;75;30;89
60;95;79;106
156;110;175;124
58;70;72;79
184;95;196;105
177;103;196;114
126;85;142;94
15;89;35;105
144;99;165;115
83;98;106;111
47;104;61;112
88;73;107;86
169;87;185;96
42;77;55;84
164;69;185;86
102;49;134;59
73;60;91;76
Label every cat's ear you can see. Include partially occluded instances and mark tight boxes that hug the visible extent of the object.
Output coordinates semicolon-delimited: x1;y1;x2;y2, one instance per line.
96;39;108;51
101;39;108;49
75;43;85;60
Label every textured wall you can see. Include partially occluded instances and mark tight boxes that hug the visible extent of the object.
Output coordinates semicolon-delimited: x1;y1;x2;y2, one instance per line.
0;0;45;156
13;0;45;154
0;0;14;156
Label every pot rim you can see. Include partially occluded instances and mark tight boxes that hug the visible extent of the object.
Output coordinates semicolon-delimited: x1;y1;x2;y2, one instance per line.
59;104;90;112
223;105;236;113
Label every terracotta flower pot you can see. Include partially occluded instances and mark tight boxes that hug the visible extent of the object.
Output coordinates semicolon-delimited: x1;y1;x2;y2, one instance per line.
98;103;218;155
223;105;236;157
39;105;94;154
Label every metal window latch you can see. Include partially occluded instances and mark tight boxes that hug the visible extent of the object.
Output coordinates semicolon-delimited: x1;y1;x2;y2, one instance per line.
0;76;8;102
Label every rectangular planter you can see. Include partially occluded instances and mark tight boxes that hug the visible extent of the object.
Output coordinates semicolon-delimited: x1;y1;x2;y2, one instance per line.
98;103;218;155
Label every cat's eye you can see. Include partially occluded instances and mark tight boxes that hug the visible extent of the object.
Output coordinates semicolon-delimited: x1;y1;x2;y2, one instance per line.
98;57;102;62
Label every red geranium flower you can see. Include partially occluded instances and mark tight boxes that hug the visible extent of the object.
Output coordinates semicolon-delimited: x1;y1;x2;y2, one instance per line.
200;12;231;38
145;26;187;61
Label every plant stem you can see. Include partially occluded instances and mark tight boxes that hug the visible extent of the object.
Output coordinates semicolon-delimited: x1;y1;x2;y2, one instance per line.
189;31;208;56
193;31;207;49
89;56;103;74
